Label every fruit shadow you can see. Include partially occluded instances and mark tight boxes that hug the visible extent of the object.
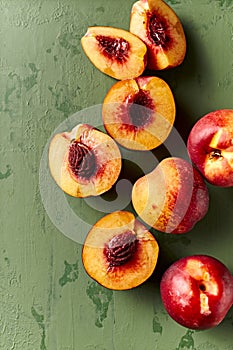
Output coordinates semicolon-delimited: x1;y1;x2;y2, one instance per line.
66;155;152;227
150;229;193;281
144;20;213;144
184;185;233;268
194;306;233;343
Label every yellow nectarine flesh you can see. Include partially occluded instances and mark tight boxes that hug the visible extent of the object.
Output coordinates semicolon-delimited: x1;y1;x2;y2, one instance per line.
49;124;122;198
81;26;147;80
130;0;186;70
102;76;176;150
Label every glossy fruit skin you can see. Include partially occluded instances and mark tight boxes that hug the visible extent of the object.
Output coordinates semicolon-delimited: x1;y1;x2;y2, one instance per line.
187;109;233;187
160;255;233;330
132;157;209;234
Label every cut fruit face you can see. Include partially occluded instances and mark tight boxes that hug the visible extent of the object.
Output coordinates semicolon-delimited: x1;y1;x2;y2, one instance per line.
81;26;147;80
48;124;122;198
130;0;186;70
82;211;159;290
102;76;176;150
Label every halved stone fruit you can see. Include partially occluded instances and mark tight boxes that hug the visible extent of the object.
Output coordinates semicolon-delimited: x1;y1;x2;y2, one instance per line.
130;0;186;70
82;211;159;290
102;76;176;150
81;26;147;80
49;124;122;197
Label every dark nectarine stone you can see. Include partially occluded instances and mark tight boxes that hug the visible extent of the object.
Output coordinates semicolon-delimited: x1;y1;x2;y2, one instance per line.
148;13;171;49
127;90;154;128
96;35;130;63
104;230;138;268
68;141;96;180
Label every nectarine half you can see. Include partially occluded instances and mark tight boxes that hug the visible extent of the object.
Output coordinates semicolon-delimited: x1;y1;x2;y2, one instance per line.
130;0;186;70
49;124;122;197
82;211;159;290
81;26;147;80
102;76;176;150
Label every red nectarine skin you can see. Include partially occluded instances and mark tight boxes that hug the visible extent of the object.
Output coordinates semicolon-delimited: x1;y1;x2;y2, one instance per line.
160;255;233;329
157;160;209;233
187;109;233;187
132;157;209;233
171;164;209;233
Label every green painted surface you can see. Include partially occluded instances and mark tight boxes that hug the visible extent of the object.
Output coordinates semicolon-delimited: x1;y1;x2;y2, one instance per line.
0;0;233;349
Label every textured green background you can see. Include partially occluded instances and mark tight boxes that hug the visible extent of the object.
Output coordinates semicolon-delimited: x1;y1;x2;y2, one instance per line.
1;0;233;349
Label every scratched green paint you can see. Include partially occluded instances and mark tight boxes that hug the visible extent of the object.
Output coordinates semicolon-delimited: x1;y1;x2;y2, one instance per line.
153;314;163;335
86;281;113;328
31;307;47;350
216;0;233;7
59;260;79;287
175;330;195;350
0;0;233;349
0;165;12;179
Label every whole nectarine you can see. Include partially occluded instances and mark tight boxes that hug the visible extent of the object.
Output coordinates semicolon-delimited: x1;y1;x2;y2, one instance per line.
187;109;233;187
132;157;209;233
160;255;233;329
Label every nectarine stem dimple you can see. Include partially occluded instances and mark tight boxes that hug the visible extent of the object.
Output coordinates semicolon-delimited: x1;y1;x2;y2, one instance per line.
148;14;170;48
199;283;206;292
104;231;138;268
209;149;222;160
96;35;130;62
68;141;96;179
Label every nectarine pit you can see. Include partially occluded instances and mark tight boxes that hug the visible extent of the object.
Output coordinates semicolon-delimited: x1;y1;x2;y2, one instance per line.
68;140;96;179
96;35;130;63
148;13;171;48
126;90;154;128
104;231;138;268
